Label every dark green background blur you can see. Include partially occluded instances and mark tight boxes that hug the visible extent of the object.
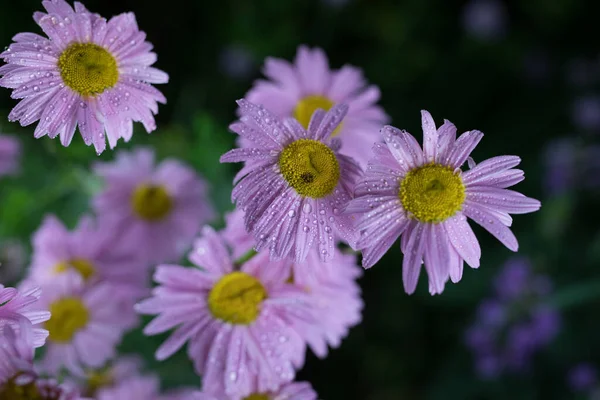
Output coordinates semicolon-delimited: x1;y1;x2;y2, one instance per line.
1;0;599;399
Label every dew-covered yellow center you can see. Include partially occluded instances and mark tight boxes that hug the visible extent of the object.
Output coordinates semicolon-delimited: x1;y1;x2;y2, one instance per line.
294;95;342;136
208;272;267;325
244;394;270;400
131;184;173;221
58;42;119;97
399;163;465;223
279;139;340;198
54;258;95;281
0;376;43;400
47;297;89;343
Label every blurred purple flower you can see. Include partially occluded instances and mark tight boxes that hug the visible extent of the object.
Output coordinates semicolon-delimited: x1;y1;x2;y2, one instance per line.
465;257;560;379
0;133;20;177
568;363;597;393
572;95;600;132
543;138;576;196
462;0;507;41
219;45;256;80
493;257;531;300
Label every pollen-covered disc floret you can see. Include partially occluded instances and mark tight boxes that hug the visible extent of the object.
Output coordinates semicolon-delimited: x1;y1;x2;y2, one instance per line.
221;99;361;263
58;43;119;97
208;272;267;325
279;139;340;198
400;163;465;223
244;45;388;167
346;110;541;295
0;0;169;153
135;227;315;399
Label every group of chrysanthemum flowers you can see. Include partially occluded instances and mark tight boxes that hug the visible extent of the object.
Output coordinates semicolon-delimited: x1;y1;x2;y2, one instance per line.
0;0;542;399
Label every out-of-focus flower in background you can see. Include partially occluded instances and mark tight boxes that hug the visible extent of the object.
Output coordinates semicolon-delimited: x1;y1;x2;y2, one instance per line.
92;147;215;264
568;363;597;394
465;258;560;379
0;132;20;177
462;0;508;41
218;45;256;80
572;95;600;132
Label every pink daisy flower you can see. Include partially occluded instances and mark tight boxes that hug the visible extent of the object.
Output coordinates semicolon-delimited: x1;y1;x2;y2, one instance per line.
221;209;363;357
135;227;312;399
0;0;168;154
245;45;389;167
0;284;50;348
92;147;215;264
28;214;148;295
0;133;20;177
0;322;89;400
35;271;137;376
197;381;317;400
347;111;541;294
221;100;361;263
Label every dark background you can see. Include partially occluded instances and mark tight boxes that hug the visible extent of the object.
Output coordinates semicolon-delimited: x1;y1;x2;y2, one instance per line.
1;0;599;399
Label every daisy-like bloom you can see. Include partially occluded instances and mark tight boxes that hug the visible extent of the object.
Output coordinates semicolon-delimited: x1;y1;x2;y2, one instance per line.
197;381;317;400
347;111;541;294
222;208;363;357
221;100;361;263
136;227;312;399
92;147;215;264
245;46;388;167
28;214;148;296
0;322;88;400
0;133;20;177
35;271;137;376
0;0;168;154
0;284;50;348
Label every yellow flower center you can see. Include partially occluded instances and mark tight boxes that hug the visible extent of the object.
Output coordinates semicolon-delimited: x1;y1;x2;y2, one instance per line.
85;368;114;396
46;297;90;343
244;394;270;400
294;95;342;136
0;376;43;400
208;272;267;325
58;42;119;97
279;139;340;198
131;184;173;221
53;258;95;281
399;163;466;223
